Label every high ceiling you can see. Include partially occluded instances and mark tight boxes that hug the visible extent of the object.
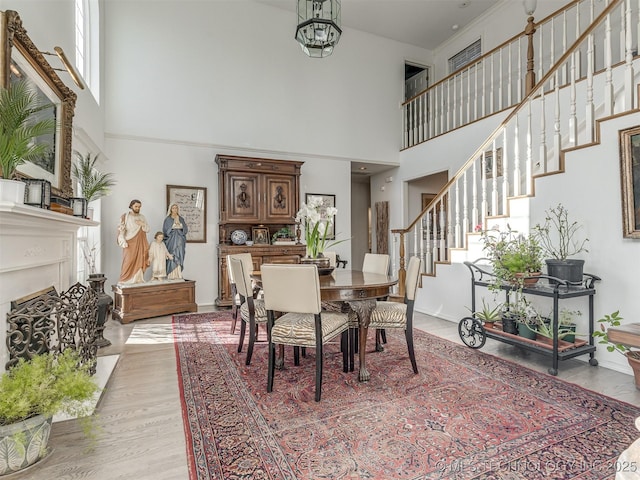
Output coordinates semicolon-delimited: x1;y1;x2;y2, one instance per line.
255;0;502;177
255;0;501;50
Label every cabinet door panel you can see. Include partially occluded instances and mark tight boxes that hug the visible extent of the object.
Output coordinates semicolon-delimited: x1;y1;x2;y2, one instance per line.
264;175;296;222
227;174;260;222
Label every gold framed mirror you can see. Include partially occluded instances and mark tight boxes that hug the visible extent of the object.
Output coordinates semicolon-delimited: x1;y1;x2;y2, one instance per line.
0;10;76;198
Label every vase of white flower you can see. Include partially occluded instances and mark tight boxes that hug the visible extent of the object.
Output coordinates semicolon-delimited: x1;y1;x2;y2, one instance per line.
295;196;348;273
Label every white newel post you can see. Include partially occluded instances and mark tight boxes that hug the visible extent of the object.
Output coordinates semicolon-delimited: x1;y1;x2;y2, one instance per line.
0;203;98;370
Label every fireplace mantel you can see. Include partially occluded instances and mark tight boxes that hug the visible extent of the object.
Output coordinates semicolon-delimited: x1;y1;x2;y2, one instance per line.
0;202;98;369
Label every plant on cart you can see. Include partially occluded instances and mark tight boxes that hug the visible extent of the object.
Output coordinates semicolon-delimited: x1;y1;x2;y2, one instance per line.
480;226;543;289
532;203;589;282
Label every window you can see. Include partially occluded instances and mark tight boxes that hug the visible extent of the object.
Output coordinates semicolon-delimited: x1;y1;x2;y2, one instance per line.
448;39;481;73
75;0;100;102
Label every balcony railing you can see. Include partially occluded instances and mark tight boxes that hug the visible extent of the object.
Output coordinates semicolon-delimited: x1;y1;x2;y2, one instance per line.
401;0;619;149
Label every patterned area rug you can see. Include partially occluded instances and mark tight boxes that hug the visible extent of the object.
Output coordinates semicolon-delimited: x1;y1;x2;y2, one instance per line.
173;311;640;480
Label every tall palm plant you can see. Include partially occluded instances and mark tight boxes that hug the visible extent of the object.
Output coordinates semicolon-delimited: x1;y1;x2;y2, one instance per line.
72;151;116;203
0;80;56;179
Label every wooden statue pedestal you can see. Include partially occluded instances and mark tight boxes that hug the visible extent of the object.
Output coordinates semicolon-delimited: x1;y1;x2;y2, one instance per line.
111;280;197;324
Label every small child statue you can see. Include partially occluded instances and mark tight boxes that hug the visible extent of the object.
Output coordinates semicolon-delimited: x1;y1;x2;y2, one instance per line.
148;231;173;281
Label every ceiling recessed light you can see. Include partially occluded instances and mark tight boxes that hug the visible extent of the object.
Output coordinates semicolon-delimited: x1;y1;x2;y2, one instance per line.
452;24;459;30
359;167;367;171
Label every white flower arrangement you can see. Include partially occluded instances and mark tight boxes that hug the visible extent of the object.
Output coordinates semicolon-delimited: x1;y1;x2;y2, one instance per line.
295;196;344;258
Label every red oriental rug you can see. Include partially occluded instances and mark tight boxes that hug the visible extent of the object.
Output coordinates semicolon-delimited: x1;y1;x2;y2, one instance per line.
172;311;640;480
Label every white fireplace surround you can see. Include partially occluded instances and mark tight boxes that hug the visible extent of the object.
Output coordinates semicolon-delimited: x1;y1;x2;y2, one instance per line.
0;202;97;369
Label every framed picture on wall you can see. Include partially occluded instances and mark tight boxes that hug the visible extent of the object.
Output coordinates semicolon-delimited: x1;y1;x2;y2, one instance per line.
484;147;503;179
305;193;336;240
619;126;640;239
166;185;207;243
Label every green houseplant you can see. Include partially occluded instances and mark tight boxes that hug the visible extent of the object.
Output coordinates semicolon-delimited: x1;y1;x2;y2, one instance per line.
72;151;116;204
480;226;543;335
0;80;56;204
0;349;100;475
593;311;640;389
481;226;543;285
469;298;502;328
533;203;589;282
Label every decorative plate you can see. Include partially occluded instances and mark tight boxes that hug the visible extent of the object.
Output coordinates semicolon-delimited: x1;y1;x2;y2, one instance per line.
231;229;248;245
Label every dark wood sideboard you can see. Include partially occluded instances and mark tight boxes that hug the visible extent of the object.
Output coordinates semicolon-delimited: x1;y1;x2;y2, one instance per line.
215;155;305;306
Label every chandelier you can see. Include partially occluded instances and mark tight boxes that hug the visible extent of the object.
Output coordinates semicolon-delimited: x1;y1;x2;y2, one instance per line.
295;0;342;58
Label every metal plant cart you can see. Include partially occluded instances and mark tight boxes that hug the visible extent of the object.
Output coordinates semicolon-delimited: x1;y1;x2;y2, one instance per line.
458;259;601;375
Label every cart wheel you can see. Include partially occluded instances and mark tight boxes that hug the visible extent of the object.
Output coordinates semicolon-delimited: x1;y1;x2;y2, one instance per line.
548;368;558;376
589;358;598;366
458;317;486;349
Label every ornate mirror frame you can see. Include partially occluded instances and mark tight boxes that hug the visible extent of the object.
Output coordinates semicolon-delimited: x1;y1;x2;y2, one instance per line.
0;10;76;198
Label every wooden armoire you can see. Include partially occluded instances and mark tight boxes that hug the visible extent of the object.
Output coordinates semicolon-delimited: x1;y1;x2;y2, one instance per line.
215;155;306;306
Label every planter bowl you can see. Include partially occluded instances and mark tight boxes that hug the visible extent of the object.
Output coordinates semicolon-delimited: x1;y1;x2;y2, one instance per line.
0;414;52;475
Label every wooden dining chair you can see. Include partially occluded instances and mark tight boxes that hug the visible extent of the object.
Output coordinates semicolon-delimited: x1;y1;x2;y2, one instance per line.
261;264;350;402
369;256;421;374
229;256;267;365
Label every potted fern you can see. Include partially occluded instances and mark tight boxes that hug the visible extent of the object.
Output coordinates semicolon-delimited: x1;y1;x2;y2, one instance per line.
0;80;56;203
72;150;116;208
0;349;99;475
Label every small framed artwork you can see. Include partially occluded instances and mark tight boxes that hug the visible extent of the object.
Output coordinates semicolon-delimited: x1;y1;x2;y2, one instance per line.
305;193;336;240
252;226;270;245
166;185;207;243
619;126;640;239
484;147;503;179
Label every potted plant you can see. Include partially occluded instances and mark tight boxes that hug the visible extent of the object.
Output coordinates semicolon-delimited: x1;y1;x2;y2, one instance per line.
0;80;56;203
535;309;582;342
533;203;589;282
0;349;100;475
72;150;116;205
469;298;502;328
593;311;640;390
480;226;543;287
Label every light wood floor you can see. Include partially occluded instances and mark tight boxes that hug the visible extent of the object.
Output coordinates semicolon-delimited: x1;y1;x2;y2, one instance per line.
14;307;640;480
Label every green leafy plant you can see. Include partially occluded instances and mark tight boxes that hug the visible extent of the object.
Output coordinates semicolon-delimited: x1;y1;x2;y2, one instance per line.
469;298;502;322
0;80;56;179
72;151;116;203
271;227;294;243
295;196;349;257
0;349;99;426
481;226;543;283
593;311;640;359
533;317;578;340
533;203;589;260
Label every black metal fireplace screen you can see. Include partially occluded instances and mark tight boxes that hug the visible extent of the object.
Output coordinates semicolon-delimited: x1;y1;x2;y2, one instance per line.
6;283;98;373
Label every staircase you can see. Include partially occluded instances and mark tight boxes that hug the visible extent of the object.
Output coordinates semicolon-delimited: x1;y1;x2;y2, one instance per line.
392;0;639;298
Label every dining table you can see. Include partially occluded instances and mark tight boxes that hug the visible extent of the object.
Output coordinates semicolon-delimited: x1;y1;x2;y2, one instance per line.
252;268;397;382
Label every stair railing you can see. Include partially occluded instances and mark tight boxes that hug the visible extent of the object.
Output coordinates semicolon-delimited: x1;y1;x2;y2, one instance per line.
393;0;637;296
402;0;613;149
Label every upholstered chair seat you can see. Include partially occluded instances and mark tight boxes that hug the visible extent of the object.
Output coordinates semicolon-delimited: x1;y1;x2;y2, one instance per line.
270;311;350;347
370;302;407;328
240;299;266;323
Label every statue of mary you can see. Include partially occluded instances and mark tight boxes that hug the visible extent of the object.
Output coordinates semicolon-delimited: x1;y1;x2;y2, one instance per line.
163;203;189;280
